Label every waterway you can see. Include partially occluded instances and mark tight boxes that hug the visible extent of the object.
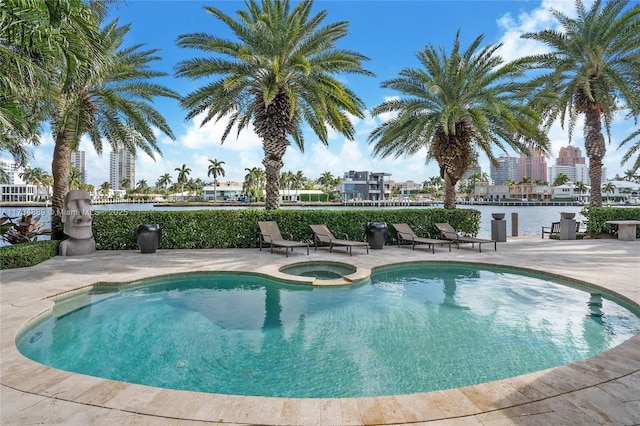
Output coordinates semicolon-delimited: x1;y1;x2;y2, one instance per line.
1;203;586;244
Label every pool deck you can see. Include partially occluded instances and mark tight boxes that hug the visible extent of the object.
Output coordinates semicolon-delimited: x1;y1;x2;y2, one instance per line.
1;236;639;425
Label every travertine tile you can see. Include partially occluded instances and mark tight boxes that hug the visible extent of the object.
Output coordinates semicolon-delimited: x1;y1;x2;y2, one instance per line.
73;379;129;405
356;397;383;425
339;398;362;425
235;396;266;424
377;396;406;424
563;386;639;425
319;398;342;426
278;398;301;425
411;392;445;421
258;397;285;425
393;394;424;422
215;394;245;423
298;398;322;426
103;383;162;412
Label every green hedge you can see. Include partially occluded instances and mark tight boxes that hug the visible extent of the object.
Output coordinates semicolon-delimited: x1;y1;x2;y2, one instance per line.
0;240;60;269
92;208;480;250
582;206;640;237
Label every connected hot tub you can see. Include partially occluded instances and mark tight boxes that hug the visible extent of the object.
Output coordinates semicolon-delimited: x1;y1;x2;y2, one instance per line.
278;261;367;285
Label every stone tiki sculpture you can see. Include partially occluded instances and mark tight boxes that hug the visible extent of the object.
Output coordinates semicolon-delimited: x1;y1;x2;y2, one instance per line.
59;190;96;256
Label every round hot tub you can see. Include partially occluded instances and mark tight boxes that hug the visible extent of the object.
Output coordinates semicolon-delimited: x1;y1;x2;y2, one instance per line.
278;261;360;285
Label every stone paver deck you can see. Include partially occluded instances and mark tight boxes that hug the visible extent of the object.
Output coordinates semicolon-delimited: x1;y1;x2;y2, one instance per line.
1;236;639;425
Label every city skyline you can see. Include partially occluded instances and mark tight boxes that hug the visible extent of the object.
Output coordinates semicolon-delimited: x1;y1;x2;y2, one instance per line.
20;1;638;187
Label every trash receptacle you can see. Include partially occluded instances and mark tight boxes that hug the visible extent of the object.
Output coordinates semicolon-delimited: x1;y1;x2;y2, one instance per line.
366;222;387;249
137;224;162;253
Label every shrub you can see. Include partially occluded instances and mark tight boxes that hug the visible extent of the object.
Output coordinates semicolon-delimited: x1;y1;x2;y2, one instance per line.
92;208;480;250
582;206;640;237
0;240;60;270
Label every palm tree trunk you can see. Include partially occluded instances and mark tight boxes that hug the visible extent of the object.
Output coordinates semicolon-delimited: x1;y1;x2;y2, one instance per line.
443;173;457;209
263;152;284;210
584;109;605;207
51;131;72;240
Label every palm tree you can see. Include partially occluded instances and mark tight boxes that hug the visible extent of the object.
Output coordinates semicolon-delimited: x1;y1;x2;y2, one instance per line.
292;170;305;201
157;173;172;198
280;171;294;200
99;181;111;199
120;177;132;193
68;167;83;190
553;173;570;186
18;167;48;200
243;167;266;200
175;164;191;201
368;32;548;209
619;128;640;172
45;17;179;238
520;0;640;207
207;158;226;202
317;171;337;193
602;182;617;202
0;0;101;165
575;180;588;203
136;179;149;194
175;0;372;210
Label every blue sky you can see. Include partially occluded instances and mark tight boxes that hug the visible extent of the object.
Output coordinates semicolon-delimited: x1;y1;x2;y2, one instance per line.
28;0;636;186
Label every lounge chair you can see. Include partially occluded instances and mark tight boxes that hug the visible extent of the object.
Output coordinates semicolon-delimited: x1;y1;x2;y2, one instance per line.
541;221;581;239
434;223;497;253
309;224;369;256
258;221;309;257
392;223;452;253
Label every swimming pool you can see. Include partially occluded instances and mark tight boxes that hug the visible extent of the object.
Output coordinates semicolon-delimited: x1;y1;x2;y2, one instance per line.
17;263;640;398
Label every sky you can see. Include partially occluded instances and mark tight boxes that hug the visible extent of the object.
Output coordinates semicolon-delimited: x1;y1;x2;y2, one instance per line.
26;0;639;187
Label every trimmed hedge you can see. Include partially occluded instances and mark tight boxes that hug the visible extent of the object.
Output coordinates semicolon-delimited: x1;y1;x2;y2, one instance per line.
0;240;60;269
582;206;640;237
92;208;480;250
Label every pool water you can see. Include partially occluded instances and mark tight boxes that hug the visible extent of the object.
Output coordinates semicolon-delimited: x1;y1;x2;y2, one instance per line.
17;264;640;398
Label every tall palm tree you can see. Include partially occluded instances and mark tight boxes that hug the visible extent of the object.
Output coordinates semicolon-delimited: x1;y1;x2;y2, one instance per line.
175;164;191;201
0;0;101;165
317;171;337;193
553;173;570;186
157;173;172;197
46;18;179;238
68;167;83;190
243;166;265;199
368;32;548;209
120;177;132;192
619;130;640;172
602;182;617;201
292;170;305;200
175;0;372;209
575;180;588;203
207;158;226;202
136;179;149;194
520;0;640;207
99;181;111;199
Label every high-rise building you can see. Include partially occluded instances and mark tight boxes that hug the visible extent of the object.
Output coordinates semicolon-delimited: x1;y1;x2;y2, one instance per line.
518;146;547;182
0;158;25;184
110;149;135;190
70;150;87;183
462;162;482;180
490;155;518;185
547;144;596;185
557;145;586;166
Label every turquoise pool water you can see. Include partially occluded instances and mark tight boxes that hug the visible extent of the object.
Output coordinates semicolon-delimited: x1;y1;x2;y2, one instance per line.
17;264;640;398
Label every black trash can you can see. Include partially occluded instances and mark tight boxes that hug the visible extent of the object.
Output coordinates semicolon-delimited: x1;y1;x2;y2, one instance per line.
137;224;162;253
366;222;387;249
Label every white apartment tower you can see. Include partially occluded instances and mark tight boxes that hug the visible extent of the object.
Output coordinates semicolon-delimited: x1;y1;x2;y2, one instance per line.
110;149;135;190
70;150;87;183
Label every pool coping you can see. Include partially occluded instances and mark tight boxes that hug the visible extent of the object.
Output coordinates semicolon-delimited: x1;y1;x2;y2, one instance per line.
1;236;639;425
